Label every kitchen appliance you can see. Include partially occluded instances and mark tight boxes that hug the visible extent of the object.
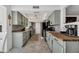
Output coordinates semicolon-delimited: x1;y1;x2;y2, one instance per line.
42;21;55;41
42;22;48;40
66;17;77;23
65;25;77;36
46;26;55;31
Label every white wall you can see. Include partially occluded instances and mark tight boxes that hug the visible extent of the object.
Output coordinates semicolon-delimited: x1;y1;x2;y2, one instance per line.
0;6;8;52
66;5;79;15
35;22;42;34
2;5;12;52
0;6;7;32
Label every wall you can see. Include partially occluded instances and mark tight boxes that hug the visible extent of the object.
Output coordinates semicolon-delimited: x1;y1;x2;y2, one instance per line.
0;5;12;52
66;5;79;15
0;6;7;52
66;5;79;22
4;5;12;52
0;6;7;32
35;22;42;34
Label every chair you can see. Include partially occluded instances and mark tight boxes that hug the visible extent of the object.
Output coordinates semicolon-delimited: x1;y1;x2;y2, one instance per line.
0;32;7;53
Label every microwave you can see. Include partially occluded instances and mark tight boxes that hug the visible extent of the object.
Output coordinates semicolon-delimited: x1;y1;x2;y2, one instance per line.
66;17;77;23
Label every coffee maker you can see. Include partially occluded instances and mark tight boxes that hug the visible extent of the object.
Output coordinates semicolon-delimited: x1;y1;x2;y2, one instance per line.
65;25;77;36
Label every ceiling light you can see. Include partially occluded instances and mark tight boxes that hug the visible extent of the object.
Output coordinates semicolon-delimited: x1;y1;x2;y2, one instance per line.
34;11;39;13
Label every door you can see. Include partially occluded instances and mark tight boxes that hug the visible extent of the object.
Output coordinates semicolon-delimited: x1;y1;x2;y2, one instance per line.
53;38;63;53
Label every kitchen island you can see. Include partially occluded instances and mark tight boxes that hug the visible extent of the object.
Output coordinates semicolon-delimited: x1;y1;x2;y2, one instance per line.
46;31;79;53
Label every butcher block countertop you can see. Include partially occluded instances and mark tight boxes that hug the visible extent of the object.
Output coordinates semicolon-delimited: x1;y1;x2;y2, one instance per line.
48;31;79;41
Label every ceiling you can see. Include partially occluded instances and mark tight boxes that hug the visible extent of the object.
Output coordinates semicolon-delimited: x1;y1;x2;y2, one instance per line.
11;5;67;22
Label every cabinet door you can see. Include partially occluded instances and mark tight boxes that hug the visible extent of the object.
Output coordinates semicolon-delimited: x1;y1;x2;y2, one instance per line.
53;38;64;53
23;32;27;44
17;12;22;25
54;10;60;24
47;35;50;46
26;31;30;39
46;32;51;48
49;35;53;51
46;32;49;41
49;13;55;25
66;41;79;53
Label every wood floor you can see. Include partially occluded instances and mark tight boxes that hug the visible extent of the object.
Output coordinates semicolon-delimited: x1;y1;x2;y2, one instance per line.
9;34;51;53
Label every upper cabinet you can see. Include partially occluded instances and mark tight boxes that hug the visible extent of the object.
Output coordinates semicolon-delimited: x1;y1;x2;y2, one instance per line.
17;12;22;25
48;10;60;25
12;11;18;25
54;10;60;24
12;11;28;27
48;12;55;25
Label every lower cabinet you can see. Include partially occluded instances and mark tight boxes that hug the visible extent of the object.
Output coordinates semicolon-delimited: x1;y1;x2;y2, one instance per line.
46;32;65;53
46;32;53;52
12;31;30;48
23;31;30;44
66;41;79;53
46;32;79;53
53;38;64;53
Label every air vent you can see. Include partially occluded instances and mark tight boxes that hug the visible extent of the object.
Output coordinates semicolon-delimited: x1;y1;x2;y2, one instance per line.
34;11;39;13
33;6;39;9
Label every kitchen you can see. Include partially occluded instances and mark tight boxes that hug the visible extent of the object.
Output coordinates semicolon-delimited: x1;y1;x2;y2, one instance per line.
42;5;79;53
0;5;79;53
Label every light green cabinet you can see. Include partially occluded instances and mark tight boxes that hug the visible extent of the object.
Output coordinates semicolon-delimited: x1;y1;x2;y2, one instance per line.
48;10;60;25
53;38;64;53
17;12;22;25
46;32;53;51
54;10;60;24
46;32;65;53
12;11;28;27
46;32;79;53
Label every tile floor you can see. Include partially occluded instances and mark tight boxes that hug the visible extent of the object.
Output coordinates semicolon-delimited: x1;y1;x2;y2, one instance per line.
9;34;51;53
